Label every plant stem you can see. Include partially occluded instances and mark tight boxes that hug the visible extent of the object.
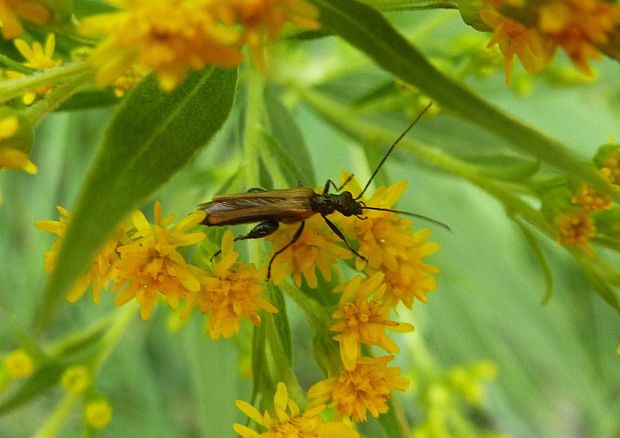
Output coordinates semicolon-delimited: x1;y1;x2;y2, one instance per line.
0;61;93;104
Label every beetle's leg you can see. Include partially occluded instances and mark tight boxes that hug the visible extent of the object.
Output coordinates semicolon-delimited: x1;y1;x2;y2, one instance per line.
210;220;279;260
267;221;305;280
323;175;355;194
321;215;367;262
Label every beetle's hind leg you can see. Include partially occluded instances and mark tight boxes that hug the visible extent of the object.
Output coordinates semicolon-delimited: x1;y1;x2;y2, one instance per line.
267;221;305;281
210;220;280;260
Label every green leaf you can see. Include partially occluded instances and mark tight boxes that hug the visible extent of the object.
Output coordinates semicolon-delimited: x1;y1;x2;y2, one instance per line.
377;397;408;437
514;219;554;305
36;67;238;331
0;363;64;415
465;154;540;181
56;89;119;111
308;0;606;192
264;87;316;186
268;284;293;363
259;131;308;188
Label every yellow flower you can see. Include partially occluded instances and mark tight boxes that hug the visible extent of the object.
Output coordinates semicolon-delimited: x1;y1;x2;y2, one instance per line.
480;8;552;84
0;0;50;39
113;63;148;97
308;356;409;422
571;168;616;211
7;34;62;104
234;381;359;438
269;214;352;288
227;0;320;72
330;273;414;370
85;400;112;430
114;202;207;320
4;349;35;378
601;150;620;184
61;365;91;395
35;206;128;304
80;0;242;90
0;116;37;174
537;0;620;77
338;178;440;306
556;209;596;250
197;230;277;339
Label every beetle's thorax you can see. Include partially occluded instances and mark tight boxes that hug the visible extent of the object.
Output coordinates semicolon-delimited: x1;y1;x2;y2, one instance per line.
310;191;363;217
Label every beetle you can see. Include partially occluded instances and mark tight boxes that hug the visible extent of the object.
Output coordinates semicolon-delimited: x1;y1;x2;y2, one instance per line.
199;102;448;279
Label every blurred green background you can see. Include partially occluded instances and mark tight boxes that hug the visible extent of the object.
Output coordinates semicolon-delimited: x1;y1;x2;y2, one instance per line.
1;8;619;438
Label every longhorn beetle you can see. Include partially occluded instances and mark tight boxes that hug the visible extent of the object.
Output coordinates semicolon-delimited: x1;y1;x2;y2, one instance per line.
199;102;449;279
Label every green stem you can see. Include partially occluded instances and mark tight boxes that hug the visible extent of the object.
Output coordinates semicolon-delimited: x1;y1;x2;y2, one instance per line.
91;305;138;373
279;281;330;329
242;68;266;189
25;70;93;124
0;61;93;104
34;393;80;438
0;53;36;74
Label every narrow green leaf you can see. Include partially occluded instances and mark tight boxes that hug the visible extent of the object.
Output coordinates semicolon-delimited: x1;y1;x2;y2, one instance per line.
0;363;64;415
465;154;540;181
268;284;293;363
36;67;238;331
259;131;308;187
264;87;316;185
377;397;408;438
514;219;554;305
308;0;606;192
56;89;119;111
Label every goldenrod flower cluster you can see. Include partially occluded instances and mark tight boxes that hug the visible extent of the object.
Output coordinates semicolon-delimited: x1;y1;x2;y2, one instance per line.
480;0;620;83
37;177;440;433
80;0;320;90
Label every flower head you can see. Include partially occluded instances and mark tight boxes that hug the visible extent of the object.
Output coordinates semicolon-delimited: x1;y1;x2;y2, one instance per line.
234;382;359;438
61;365;91;395
113;202;207;319
556;209;596;250
80;0;242;90
330;273;414;370
4;349;35;378
0;0;50;39
228;0;320;72
338;177;440;306
308;356;409;422
7;34;62;104
0;115;36;174
85;400;113;430
269;214;352;288
197;230;277;339
480;8;552;84
35;206;129;304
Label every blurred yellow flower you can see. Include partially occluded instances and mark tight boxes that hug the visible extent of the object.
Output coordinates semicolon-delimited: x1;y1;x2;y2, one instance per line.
7;34;62;104
234;381;359;438
61;365;91;395
4;349;34;378
0;0;50;39
308;355;409;422
197;230;276;339
0;116;37;174
85;400;113;430
556;209;596;250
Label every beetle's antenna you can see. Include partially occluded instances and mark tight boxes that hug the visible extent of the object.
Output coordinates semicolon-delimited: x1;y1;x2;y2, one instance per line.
362;206;451;231
355;102;433;200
